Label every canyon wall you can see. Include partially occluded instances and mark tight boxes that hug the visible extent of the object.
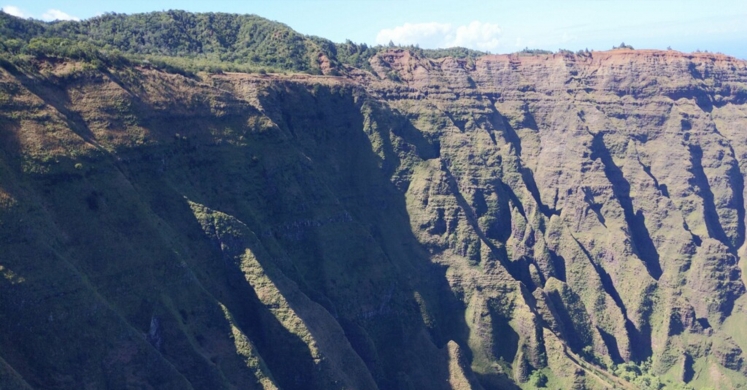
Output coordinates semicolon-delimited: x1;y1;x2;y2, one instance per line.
1;49;747;389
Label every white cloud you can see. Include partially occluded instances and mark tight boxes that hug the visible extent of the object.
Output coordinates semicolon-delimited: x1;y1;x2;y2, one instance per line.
376;22;452;48
41;9;79;21
2;5;27;18
451;21;502;51
2;5;79;21
376;21;502;51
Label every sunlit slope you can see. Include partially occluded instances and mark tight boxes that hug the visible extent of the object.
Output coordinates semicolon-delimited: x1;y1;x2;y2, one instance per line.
1;41;747;389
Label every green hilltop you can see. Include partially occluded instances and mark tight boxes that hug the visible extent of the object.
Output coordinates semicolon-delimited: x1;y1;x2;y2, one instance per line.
0;10;486;75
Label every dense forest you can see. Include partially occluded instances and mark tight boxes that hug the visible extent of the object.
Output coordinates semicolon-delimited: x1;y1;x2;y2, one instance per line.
0;10;487;75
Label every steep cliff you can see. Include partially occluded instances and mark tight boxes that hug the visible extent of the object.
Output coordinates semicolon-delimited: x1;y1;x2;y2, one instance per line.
362;48;747;389
1;44;747;390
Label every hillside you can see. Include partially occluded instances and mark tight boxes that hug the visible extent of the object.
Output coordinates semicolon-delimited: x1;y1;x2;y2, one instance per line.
0;10;484;76
1;11;747;390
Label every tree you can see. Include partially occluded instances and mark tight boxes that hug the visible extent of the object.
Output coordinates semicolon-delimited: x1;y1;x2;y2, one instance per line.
530;371;549;388
613;42;634;50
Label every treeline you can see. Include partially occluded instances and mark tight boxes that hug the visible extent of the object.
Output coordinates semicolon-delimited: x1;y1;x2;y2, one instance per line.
0;10;602;76
0;10;332;74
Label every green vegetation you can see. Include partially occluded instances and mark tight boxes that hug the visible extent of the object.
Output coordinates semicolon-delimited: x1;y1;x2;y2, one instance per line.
0;10;492;76
0;10;619;78
518;47;554;55
417;46;488;59
609;359;705;390
529;370;548;387
613;42;635;50
0;10;331;74
321;39;378;71
0;11;329;71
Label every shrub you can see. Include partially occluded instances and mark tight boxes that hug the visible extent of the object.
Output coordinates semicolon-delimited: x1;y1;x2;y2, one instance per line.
530;371;548;388
613;42;634;50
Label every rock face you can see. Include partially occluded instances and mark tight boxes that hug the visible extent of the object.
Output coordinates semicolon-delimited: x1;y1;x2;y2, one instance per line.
364;49;747;388
1;49;747;389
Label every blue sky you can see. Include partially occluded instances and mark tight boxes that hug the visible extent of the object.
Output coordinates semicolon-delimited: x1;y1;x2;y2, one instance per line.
5;1;747;59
